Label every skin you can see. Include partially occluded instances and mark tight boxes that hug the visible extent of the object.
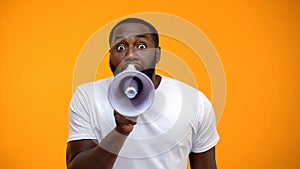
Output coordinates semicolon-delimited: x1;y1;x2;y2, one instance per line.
109;23;161;86
66;22;217;169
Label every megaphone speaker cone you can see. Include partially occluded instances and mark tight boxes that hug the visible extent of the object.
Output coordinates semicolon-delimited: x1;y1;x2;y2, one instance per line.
119;76;143;99
108;70;155;117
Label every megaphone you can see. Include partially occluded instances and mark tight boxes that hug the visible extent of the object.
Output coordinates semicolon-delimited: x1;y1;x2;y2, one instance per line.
108;64;155;117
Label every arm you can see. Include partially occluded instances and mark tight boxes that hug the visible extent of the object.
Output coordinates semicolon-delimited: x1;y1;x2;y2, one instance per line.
66;111;136;169
189;147;217;169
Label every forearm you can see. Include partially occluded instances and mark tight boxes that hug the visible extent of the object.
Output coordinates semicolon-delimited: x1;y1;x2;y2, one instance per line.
68;129;128;169
189;147;217;169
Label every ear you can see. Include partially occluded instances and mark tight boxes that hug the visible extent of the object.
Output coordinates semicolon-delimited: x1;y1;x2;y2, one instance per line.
155;47;161;64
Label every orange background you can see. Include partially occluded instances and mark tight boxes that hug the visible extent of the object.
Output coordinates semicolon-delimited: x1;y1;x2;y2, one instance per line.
1;0;299;169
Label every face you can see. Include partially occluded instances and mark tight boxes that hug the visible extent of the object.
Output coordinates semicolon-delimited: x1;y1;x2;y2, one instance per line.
109;23;160;77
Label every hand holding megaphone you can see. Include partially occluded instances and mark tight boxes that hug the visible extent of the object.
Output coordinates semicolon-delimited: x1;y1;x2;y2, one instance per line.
108;64;155;117
113;110;137;135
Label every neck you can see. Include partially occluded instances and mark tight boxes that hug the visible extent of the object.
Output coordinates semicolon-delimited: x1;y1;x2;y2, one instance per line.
152;74;161;89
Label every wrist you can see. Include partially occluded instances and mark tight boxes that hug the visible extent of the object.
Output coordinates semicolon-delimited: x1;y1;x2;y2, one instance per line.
99;129;128;155
114;126;130;136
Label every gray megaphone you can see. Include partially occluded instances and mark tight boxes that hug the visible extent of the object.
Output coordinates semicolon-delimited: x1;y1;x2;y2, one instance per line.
108;64;155;117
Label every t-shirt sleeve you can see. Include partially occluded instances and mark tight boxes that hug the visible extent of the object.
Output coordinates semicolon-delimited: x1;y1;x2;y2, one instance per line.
191;95;220;153
67;86;97;142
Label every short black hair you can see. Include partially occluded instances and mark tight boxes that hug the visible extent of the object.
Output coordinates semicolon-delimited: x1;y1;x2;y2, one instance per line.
109;18;159;47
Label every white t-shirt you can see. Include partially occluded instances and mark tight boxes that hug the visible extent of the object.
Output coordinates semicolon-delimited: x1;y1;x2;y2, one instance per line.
68;75;219;169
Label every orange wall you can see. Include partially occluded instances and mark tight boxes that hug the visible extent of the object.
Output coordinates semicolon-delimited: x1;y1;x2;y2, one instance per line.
0;1;299;169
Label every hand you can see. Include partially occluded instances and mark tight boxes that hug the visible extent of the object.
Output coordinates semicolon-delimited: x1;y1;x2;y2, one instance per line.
114;110;137;136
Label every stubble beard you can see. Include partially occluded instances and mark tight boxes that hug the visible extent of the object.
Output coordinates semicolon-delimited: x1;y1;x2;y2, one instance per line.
109;57;156;81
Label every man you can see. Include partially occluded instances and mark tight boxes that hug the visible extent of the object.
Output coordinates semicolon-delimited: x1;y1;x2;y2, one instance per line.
66;18;219;169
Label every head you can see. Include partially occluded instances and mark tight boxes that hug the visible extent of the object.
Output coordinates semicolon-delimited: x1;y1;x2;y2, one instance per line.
108;18;161;79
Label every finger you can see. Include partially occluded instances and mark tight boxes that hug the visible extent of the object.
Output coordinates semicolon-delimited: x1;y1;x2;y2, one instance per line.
114;111;135;125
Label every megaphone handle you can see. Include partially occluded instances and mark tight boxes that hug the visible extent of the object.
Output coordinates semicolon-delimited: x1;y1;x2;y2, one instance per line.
124;115;138;122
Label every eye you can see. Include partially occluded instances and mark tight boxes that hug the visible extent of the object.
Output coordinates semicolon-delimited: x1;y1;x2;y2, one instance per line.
137;43;147;50
116;44;126;51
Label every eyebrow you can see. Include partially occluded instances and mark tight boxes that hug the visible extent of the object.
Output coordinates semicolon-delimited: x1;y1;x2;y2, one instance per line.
113;34;149;43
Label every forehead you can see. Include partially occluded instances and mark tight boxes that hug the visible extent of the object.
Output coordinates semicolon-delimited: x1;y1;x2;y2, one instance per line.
111;23;152;43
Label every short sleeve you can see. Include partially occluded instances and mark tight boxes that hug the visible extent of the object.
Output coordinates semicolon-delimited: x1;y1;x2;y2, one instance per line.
191;95;220;153
67;86;97;142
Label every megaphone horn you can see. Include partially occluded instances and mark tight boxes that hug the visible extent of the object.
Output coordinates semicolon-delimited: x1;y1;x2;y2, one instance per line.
108;64;155;117
119;76;143;99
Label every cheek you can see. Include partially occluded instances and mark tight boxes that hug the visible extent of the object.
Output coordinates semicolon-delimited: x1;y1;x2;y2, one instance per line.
110;53;123;64
137;49;155;57
138;51;157;66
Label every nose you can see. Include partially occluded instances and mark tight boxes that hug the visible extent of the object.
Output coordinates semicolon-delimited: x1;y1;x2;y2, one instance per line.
124;46;138;61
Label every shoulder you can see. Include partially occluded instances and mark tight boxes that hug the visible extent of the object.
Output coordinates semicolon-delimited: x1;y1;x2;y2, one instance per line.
160;75;208;102
159;76;212;121
74;77;113;93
